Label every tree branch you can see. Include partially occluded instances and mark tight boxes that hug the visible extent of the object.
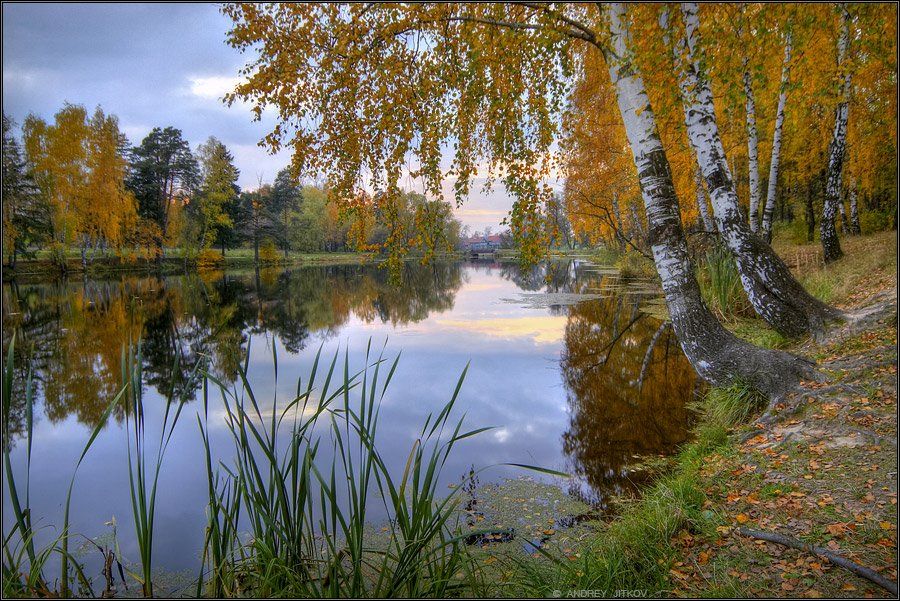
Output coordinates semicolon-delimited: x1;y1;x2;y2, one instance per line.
738;528;898;596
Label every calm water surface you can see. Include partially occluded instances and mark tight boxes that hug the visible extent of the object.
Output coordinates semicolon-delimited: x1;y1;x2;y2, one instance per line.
2;260;696;574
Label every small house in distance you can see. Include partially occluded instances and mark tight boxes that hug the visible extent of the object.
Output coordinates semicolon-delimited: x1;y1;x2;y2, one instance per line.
460;233;503;254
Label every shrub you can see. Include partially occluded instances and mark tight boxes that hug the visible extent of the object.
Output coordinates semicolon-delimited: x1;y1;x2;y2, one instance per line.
258;238;281;264
197;248;225;270
591;245;621;266
859;210;893;234
48;241;68;272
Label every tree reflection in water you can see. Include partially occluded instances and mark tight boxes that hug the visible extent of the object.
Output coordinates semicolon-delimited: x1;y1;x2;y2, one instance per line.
1;262;464;436
561;288;698;509
3;260;698;510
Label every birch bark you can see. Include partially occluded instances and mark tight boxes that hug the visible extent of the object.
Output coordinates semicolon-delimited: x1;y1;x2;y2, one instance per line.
744;62;761;232
761;30;792;241
822;5;852;263
694;165;716;232
602;3;816;395
676;2;842;338
848;178;861;235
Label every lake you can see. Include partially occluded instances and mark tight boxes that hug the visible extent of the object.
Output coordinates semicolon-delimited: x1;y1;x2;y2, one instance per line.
2;259;696;577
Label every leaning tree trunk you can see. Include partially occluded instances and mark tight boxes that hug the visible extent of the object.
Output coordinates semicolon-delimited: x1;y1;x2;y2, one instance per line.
743;60;762;233
676;3;842;338
848;178;861;235
694;166;716;232
822;6;852;263
602;2;815;396
760;29;792;242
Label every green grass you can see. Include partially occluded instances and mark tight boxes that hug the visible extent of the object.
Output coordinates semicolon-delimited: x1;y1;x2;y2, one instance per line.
505;382;763;598
799;269;838;304
728;318;790;349
696;246;753;321
121;343;189;597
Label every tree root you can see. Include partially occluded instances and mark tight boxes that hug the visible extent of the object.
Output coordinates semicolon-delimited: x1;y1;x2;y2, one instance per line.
737;527;898;595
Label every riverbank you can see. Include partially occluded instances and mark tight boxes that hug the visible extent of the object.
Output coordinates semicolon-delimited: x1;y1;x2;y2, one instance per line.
1;248;477;281
482;231;897;598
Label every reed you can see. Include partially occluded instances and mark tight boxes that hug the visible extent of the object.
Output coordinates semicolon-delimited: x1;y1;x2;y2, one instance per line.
2;335;125;598
697;246;752;320
198;339;493;597
121;342;190;597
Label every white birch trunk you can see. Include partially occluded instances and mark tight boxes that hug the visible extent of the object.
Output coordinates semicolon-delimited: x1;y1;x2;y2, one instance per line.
628;203;645;245
677;2;841;338
822;6;852;262
602;2;816;394
761;29;792;242
839;194;849;234
694;165;715;232
744;63;761;232
848;177;861;234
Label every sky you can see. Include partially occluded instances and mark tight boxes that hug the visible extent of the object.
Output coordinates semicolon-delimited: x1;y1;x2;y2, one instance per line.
1;2;524;232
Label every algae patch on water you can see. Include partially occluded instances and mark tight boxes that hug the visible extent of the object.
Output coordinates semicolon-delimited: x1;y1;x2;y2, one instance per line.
459;476;600;556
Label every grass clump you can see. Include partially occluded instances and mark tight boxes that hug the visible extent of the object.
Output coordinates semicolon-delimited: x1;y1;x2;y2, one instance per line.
696;246;753;321
615;249;656;279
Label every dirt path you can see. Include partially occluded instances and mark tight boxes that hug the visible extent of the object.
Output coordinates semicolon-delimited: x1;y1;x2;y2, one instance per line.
670;288;897;598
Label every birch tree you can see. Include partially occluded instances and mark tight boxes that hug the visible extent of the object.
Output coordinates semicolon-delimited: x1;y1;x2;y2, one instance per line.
694;164;715;232
739;11;762;233
847;178;861;235
603;3;814;393
821;5;852;263
760;28;792;242
222;2;818;393
673;2;841;338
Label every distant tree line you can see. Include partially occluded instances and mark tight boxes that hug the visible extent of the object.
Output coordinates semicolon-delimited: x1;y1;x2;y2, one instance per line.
2;105;465;270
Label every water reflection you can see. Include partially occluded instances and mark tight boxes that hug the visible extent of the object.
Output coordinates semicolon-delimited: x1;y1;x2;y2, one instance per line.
561;285;698;508
2;262;464;433
3;260;698;558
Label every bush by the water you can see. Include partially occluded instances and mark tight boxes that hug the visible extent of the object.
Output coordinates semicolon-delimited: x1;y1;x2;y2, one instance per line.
196;248;225;270
259;239;281;264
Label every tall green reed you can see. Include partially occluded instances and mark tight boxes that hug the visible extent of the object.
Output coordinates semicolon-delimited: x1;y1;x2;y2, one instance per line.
121;342;190;597
198;339;494;598
2;334;125;598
